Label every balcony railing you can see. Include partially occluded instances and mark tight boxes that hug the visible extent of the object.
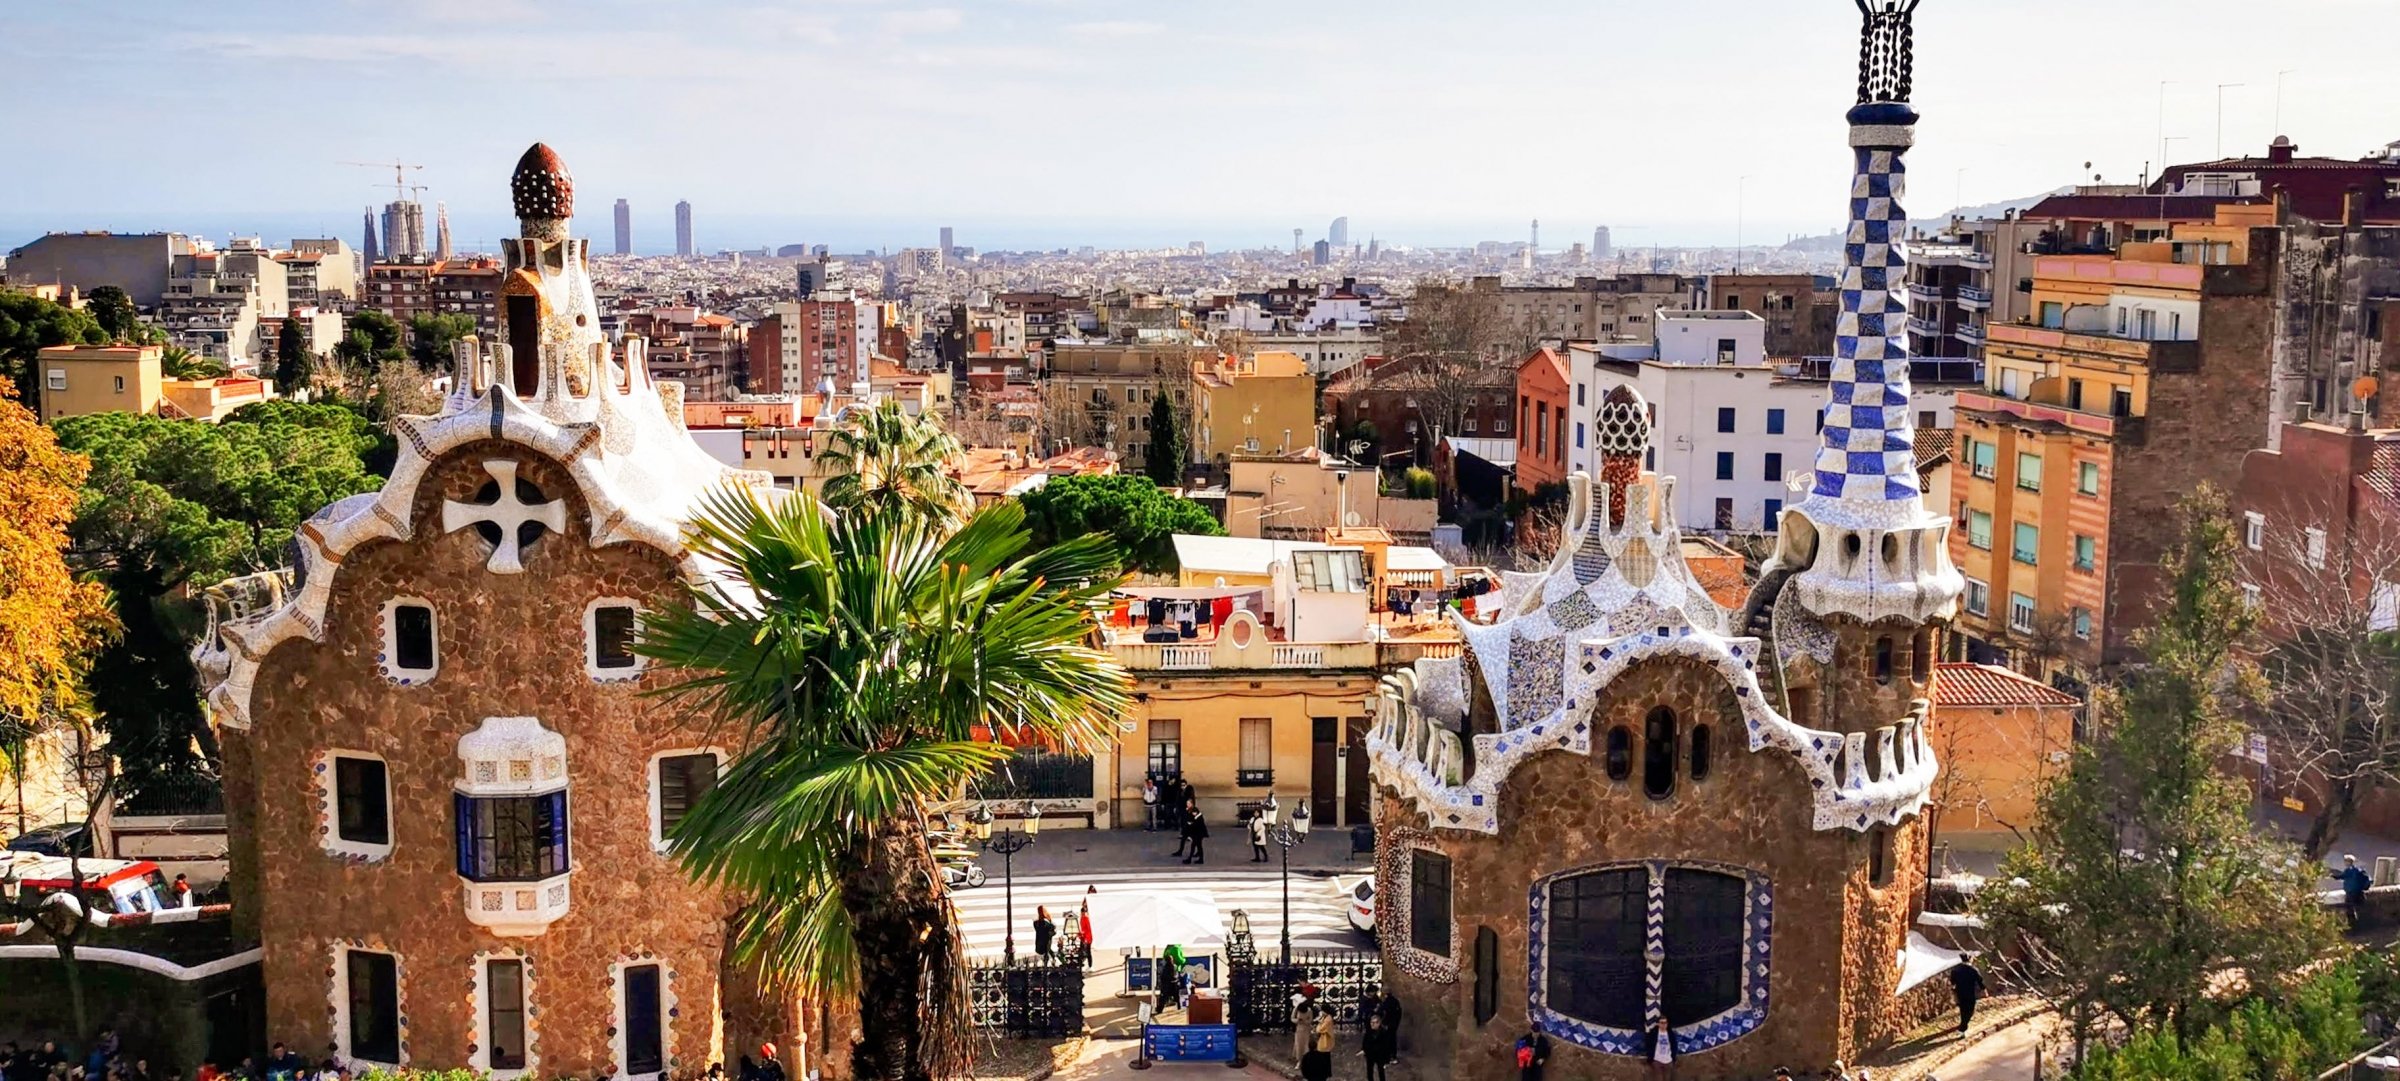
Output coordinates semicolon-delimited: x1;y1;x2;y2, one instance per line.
1907;316;1945;338
1112;639;1383;671
1234;769;1275;788
1961;251;1994;270
1957;285;1992;308
1955;322;1987;346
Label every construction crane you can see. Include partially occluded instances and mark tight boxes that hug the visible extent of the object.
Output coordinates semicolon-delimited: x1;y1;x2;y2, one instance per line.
341;159;426;201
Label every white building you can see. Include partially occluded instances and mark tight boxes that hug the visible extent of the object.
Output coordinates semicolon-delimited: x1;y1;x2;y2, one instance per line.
1565;317;1956;534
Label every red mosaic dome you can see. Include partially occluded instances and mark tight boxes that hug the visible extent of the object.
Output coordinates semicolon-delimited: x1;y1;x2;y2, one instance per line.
510;143;573;220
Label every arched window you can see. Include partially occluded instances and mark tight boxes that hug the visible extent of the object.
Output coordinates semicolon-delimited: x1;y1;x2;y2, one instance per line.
1604;726;1633;781
1643;707;1677;800
1873;636;1894;685
1912;628;1934;683
1869;828;1893;887
1472;926;1501;1025
1538;864;1766;1046
1689;724;1712;782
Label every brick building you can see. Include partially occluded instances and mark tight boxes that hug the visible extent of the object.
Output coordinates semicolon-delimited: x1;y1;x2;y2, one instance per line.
362;260;436;326
198;144;808;1078
431;257;503;338
1705;273;1835;359
1513;346;1570;495
1323;354;1517;469
1949;203;2279;687
1365;18;1963;1076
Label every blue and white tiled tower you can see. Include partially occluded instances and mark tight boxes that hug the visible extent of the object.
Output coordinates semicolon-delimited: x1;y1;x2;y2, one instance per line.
1778;0;1962;626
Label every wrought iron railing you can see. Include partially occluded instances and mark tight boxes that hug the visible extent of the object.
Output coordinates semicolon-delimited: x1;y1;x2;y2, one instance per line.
969;957;1085;1036
968;748;1096;801
1227;947;1384;1034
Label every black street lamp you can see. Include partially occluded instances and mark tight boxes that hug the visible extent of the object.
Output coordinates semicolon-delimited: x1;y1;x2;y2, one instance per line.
1261;793;1313;958
971;799;1041;966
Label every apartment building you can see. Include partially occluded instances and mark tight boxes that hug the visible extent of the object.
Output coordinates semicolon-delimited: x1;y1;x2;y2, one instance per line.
361;259;436;326
1192;349;1316;463
1706;273;1836;358
159;242;289;364
1512;346;1571;494
1045;341;1216;471
430;257;502;337
1948;204;2280;688
36;342;273;422
626;305;744;399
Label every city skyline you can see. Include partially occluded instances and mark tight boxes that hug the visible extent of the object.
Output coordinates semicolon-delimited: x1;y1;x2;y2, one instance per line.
8;0;2398;254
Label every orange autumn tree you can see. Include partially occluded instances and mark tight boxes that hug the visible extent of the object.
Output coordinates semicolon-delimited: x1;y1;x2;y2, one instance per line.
0;382;113;772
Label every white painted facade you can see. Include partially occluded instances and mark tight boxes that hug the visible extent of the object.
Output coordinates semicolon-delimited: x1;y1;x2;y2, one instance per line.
1565;342;1957;534
1653;309;1769;367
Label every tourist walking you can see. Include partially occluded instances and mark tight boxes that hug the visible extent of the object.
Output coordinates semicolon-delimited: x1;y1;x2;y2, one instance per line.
1949;956;1986;1037
2337;855;2373;930
1032;905;1056;963
1079;889;1096;970
1290;987;1321;1065
1361;1012;1396;1081
1181;803;1209;864
1249;810;1270;862
1645;1016;1674;1078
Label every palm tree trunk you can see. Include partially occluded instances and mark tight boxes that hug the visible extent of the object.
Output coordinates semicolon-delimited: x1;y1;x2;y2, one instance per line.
841;823;971;1081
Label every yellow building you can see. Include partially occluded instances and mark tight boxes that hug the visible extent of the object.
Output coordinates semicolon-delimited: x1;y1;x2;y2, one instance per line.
1949;203;2276;687
36;342;274;423
1193;350;1317;463
1046;341;1216;472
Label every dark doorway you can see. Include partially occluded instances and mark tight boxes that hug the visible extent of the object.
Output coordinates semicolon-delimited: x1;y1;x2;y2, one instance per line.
1310;717;1339;824
506;293;541;392
1343;717;1370;826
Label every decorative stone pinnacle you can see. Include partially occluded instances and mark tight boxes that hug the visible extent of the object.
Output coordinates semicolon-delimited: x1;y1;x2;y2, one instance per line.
510;143;574;222
1854;0;1921;106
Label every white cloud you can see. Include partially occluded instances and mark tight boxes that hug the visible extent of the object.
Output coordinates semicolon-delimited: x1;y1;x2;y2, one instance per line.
878;7;965;35
1066;20;1164;39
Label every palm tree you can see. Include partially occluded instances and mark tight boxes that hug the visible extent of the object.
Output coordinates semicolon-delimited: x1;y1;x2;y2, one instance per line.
156;345;226;380
819;402;970;522
640;485;1130;1080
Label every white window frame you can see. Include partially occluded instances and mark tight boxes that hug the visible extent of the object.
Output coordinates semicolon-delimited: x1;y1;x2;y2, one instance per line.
331;944;405;1071
321;750;394;862
378;597;439;686
1965;578;1990;617
584;598;646;682
2242;582;2264;608
2072;607;2093;640
610;958;676;1080
2009;592;2037;634
2305;527;2328;570
45;369;65;392
648;747;727;853
470;951;537;1079
2243;512;2265;552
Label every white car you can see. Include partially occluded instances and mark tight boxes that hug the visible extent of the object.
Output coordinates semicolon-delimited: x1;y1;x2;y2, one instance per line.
1347;876;1376;934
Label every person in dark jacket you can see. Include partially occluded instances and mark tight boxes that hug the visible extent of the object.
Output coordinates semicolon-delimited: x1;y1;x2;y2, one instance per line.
2337;855;2374;930
1361;1013;1396;1081
1181;804;1209;864
1949;956;1987;1036
1033;905;1057;962
1514;1031;1552;1081
1644;1016;1675;1077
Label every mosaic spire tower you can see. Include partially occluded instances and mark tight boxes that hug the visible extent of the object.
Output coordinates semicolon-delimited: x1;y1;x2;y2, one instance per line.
1780;0;1961;625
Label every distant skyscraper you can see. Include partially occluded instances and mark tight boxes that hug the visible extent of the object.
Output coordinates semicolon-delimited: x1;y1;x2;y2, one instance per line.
1293;228;1303;254
361;207;380;265
939;225;954;263
1594;225;1613;260
613;199;632;255
1530;218;1540;254
1366;236;1380;262
1328;216;1349;249
380;200;425;259
1312;239;1331;266
434;202;454;261
674;200;693;256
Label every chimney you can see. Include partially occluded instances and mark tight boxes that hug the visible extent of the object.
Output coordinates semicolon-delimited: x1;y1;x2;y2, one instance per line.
2345;186;2367;230
2271;185;2291;224
2268;136;2297;164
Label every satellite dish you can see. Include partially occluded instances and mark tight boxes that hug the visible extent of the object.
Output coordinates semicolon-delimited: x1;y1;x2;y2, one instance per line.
1345;510;1364;527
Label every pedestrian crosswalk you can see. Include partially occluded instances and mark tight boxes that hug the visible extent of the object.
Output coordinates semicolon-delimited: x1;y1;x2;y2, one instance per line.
949;868;1368;959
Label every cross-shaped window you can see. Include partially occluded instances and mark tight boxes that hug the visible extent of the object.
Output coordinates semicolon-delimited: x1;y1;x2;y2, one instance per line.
442;460;566;575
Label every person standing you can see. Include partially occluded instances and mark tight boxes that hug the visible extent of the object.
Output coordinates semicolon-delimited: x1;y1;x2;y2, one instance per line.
1513;1031;1551;1081
1290;988;1320;1065
1361;1013;1396;1081
1142;776;1160;831
1249;810;1270;863
1032;906;1056;963
1644;1016;1674;1078
1300;1006;1336;1081
1078;891;1096;971
1170;784;1190;858
2337;855;2373;931
1949;956;1987;1037
1378;991;1404;1061
1181;804;1209;865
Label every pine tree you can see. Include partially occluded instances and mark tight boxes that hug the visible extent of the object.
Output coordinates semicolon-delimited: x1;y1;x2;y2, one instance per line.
1145;387;1186;487
1979;486;2339;1049
273;314;312;395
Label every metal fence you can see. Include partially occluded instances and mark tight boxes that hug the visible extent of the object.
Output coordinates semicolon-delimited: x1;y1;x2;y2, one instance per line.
968;957;1085;1037
968;748;1095;801
1227;947;1383;1034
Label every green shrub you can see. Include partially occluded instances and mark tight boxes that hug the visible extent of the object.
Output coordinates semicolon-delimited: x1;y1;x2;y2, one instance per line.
1403;467;1436;500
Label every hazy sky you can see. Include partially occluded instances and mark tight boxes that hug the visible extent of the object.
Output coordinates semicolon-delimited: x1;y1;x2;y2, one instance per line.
7;0;2399;251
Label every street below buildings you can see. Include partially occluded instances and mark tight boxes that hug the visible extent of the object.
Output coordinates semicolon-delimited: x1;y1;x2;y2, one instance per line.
952;867;1371;960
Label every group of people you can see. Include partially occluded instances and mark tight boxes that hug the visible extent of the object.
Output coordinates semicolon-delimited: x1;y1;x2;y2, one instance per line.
1029;894;1096;968
1288;987;1404;1081
1142;776;1212;865
1;1036;153;1081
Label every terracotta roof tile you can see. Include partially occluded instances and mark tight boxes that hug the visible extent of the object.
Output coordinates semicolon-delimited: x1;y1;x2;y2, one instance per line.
1934;662;2082;709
